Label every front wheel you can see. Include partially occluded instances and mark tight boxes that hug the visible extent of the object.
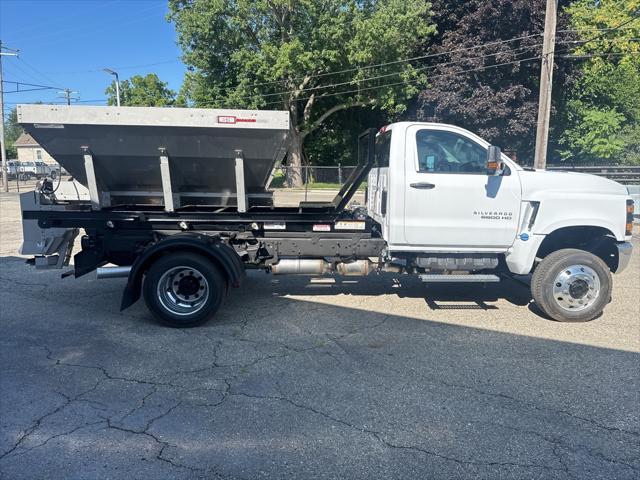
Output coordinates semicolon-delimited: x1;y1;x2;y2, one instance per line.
531;248;612;322
142;252;227;328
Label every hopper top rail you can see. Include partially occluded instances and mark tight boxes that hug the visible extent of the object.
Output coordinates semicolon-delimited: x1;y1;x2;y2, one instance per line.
17;104;290;130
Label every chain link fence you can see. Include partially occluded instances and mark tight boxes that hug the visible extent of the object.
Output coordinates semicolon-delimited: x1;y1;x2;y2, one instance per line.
270;165;357;189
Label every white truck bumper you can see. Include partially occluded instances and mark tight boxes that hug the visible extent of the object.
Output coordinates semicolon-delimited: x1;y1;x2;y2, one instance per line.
615;242;633;274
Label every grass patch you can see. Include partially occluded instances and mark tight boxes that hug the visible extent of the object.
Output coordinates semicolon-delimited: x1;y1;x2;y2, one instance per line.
269;170;366;190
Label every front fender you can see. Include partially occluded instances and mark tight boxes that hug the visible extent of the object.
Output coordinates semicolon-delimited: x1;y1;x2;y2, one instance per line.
526;192;627;241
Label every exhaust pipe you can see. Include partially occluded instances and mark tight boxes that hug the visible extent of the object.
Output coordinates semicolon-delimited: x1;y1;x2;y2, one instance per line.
96;266;132;279
271;259;377;276
270;259;332;275
335;260;374;276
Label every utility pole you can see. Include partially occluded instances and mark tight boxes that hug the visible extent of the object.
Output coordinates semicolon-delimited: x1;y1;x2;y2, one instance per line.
1;41;19;193
58;88;79;105
533;0;558;170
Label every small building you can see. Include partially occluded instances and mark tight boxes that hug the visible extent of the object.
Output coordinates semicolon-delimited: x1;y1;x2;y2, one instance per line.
14;132;59;166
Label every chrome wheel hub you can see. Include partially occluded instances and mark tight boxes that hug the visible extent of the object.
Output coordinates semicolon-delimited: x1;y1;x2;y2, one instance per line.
157;266;209;316
552;264;600;312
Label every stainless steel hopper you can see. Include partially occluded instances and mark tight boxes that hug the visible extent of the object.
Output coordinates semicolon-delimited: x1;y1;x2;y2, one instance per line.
17;105;290;211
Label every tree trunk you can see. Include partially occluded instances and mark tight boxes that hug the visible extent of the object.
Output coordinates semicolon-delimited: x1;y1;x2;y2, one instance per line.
287;129;304;188
286;103;304;188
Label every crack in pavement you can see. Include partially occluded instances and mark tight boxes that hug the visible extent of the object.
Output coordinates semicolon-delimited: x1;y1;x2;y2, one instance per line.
0;382;103;461
469;419;639;473
4;314;635;478
2;343;240;477
170;311;393;377
229;390;569;474
450;380;640;440
2;421;106;459
396;363;640;443
104;403;203;475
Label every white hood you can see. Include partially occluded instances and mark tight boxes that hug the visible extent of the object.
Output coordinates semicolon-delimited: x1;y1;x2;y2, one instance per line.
519;170;629;200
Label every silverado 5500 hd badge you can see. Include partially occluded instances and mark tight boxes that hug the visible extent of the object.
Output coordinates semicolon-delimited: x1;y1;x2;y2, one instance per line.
473;210;513;220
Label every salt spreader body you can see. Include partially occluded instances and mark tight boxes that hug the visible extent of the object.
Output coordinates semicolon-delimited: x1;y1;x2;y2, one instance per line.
17;105;633;327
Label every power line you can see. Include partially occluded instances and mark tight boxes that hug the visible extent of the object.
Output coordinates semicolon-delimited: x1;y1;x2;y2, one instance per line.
5;59;48;87
234;42;547;102
6;3;163;44
557;25;639;33
178;25;633;95
209;33;545;93
556;12;640;55
209;37;626;104
2;80;63;92
42;59;181;76
558;51;640;59
17;58;65;88
4;99;107;105
197;30;633;98
258;55;544;108
4;1;119;40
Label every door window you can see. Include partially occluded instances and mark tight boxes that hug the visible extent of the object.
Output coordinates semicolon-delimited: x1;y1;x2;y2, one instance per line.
416;130;486;174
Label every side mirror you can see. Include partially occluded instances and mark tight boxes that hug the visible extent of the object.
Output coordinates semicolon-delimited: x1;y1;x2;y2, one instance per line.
486;145;504;176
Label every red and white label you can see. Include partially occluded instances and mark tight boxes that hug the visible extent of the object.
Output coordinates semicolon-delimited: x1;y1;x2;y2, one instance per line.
312;224;331;232
217;115;257;124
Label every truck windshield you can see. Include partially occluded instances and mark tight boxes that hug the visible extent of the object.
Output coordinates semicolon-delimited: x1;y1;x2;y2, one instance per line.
375;131;392;168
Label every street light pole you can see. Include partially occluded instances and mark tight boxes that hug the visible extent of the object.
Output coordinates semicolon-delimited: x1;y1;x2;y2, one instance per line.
103;68;120;107
1;40;19;193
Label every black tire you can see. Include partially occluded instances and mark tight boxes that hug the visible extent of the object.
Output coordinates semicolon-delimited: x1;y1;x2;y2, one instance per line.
531;248;612;322
142;252;227;328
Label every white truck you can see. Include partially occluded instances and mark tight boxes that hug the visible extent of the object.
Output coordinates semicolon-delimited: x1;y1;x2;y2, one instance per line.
17;105;634;327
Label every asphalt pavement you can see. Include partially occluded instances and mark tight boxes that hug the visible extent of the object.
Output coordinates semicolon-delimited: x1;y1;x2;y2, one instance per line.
0;192;639;479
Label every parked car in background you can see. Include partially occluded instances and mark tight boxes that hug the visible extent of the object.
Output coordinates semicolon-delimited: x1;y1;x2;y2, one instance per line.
35;161;59;179
7;160;19;179
6;160;60;180
17;161;37;179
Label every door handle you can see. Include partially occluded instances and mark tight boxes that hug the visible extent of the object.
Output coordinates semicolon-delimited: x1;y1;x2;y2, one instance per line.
410;182;436;190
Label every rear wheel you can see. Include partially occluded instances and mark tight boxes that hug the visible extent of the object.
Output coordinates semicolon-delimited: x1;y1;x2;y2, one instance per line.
142;252;226;328
531;248;611;322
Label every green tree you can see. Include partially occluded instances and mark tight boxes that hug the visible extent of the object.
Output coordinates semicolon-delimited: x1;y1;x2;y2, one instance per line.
169;0;435;186
618;124;640;165
560;0;640;163
3;107;23;159
413;0;576;162
105;73;178;107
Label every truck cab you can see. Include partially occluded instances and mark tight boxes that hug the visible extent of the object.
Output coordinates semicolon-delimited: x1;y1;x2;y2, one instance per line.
367;122;633;320
369;122;523;251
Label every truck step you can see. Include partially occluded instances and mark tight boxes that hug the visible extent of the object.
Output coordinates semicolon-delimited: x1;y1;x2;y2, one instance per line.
419;274;501;283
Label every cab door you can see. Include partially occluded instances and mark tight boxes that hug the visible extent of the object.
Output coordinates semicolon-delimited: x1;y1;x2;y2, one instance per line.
403;124;521;250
